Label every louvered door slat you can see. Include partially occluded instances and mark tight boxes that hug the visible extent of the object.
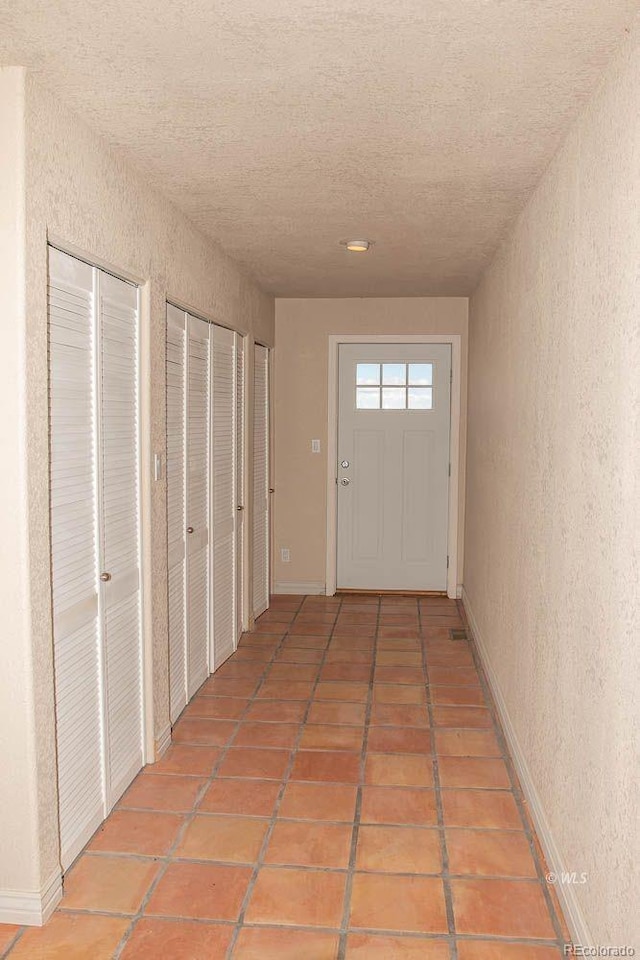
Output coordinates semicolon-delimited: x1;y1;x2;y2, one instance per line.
48;248;104;869
166;305;188;721
253;345;270;618
99;271;143;808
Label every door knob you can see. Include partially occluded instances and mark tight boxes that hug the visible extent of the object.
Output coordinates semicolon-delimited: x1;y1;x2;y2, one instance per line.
187;526;194;534
340;477;350;486
100;572;112;582
237;505;244;512
341;460;350;469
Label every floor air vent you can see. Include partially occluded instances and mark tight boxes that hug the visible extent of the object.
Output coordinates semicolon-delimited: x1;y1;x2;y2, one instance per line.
450;628;468;641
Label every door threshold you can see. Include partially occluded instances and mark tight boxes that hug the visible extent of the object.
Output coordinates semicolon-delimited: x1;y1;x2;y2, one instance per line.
335;589;448;597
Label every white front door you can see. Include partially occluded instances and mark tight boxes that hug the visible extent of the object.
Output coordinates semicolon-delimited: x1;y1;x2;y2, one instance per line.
336;342;451;591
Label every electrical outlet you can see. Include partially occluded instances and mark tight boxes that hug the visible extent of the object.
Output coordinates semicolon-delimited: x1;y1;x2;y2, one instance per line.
281;547;291;563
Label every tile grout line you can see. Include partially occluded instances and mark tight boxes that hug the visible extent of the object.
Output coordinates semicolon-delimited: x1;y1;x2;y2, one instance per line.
80;816;554;835
420;597;459;960
336;593;381;960
64;851;557;881
224;594;344;959
461;604;568;947
0;930;24;959
110;596;306;960
24;901;564;947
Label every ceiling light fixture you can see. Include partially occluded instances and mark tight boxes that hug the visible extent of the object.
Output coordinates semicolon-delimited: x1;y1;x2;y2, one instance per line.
341;238;373;253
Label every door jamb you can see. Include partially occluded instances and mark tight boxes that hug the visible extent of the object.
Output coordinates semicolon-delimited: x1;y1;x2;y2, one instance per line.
326;334;462;600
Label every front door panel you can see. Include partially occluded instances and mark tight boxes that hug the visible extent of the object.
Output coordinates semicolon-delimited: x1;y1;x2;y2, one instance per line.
337;343;451;591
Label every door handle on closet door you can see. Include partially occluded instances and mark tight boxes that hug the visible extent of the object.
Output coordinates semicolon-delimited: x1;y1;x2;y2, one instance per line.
100;572;112;582
187;526;194;534
237;505;244;512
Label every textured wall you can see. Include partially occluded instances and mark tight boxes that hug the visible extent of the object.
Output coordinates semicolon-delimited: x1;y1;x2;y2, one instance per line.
274;298;468;589
0;66;47;900
15;75;273;900
464;27;640;944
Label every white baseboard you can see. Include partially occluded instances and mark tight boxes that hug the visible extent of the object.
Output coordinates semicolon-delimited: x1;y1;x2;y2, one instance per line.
273;581;325;595
0;867;62;926
461;586;592;947
154;723;172;761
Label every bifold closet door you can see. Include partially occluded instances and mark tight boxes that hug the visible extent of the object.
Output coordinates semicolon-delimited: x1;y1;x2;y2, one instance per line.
186;316;211;695
166;306;187;721
166;312;244;694
49;250;103;869
235;336;245;644
166;306;211;710
49;247;143;869
99;271;143;806
252;344;270;619
211;324;240;668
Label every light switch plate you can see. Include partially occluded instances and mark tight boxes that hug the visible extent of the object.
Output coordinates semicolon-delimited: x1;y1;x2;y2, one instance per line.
311;439;321;453
154;454;163;481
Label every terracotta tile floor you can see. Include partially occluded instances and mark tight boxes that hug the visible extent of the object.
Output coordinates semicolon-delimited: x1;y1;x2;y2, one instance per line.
1;594;570;959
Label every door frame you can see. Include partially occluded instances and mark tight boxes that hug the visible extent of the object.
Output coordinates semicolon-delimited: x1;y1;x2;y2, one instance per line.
326;334;462;599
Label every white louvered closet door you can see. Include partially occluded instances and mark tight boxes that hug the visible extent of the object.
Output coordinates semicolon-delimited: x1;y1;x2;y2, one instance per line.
49;249;104;870
252;344;270;619
211;324;238;669
166;306;187;722
235;335;245;644
99;271;143;807
48;247;143;870
186;316;211;696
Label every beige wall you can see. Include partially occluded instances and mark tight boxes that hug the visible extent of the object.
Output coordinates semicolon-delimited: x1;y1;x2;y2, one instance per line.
274;298;468;591
0;66;52;916
464;26;640;946
0;70;273;916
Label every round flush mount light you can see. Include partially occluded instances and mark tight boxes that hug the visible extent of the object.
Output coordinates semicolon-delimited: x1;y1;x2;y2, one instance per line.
340;238;374;252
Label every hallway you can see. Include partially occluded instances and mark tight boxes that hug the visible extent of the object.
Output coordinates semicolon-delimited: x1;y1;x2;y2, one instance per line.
0;594;568;958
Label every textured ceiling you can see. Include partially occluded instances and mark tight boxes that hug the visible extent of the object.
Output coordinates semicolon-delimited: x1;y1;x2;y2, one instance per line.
1;0;637;296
